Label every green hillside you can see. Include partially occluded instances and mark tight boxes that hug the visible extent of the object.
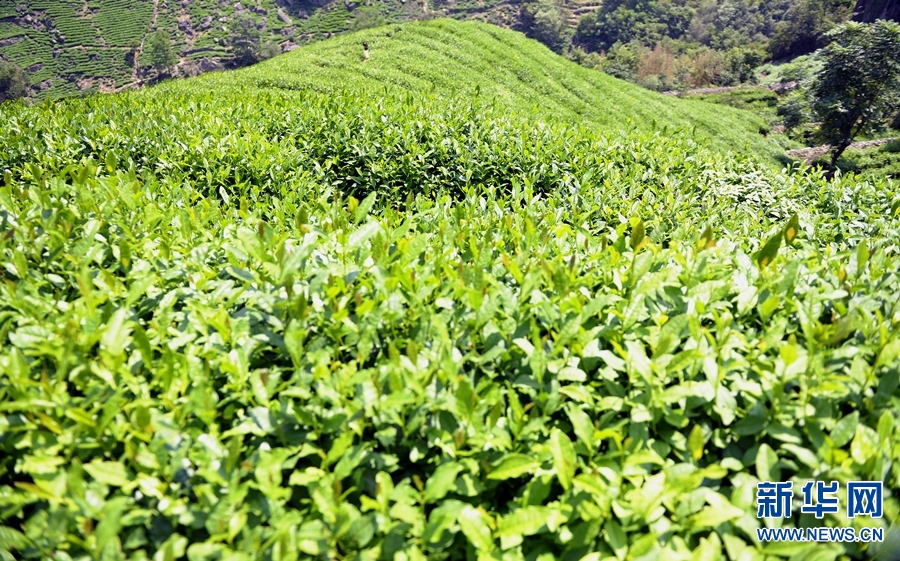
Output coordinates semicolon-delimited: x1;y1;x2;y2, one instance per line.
185;19;780;159
0;0;859;101
1;19;899;561
0;0;536;100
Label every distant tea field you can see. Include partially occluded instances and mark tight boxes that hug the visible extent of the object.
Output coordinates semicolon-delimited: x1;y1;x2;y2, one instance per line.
0;19;898;561
0;0;420;99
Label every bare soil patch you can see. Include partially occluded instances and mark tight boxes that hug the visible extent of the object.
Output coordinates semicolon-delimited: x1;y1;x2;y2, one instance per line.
785;137;897;164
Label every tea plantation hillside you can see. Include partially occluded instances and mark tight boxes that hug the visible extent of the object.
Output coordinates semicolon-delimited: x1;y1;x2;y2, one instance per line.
181;19;781;160
0;0;422;99
1;19;900;561
0;0;569;100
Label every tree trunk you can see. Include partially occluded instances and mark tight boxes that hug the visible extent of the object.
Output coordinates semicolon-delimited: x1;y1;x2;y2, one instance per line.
852;0;900;23
828;139;852;174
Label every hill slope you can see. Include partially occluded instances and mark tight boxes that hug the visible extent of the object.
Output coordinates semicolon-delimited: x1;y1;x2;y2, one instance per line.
185;19;780;159
0;0;568;100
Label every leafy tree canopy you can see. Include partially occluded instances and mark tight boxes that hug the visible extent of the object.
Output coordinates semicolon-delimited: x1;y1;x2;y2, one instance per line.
146;29;177;76
574;0;693;52
811;19;900;168
769;0;855;59
520;0;568;53
257;41;281;61
229;12;263;66
573;0;852;57
351;7;388;32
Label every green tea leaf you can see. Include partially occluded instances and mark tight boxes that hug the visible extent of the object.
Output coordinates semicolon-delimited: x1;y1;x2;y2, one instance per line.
755;443;780;482
783;213;800;244
424;462;463;504
496;506;549;549
549;429;576;491
631;217;645;251
850;425;878;465
699;225;715;250
458;506;494;553
830;411;859;448
354;192;377;223
755;230;782;269
781;444;819;469
604;520;628;560
488;454;540;481
572;473;609;497
691;503;743;529
877;410;894;444
565;404;594;451
100;308;132;357
856;239;869;276
688;425;705;461
424;500;466;545
83;461;131;487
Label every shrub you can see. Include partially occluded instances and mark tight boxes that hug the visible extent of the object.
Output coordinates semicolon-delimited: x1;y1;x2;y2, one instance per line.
0;61;27;102
229;12;263;66
145;29;177;76
777;91;811;131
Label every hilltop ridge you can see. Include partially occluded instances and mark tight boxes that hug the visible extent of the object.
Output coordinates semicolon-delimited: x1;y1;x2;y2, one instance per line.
182;19;781;161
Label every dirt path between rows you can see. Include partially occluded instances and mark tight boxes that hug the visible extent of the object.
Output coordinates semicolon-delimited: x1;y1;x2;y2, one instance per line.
785;137;897;164
110;0;158;93
661;82;797;96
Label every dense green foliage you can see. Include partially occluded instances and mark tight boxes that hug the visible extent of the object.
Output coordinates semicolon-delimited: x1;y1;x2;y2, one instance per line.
1;18;899;561
352;8;390;32
851;0;900;23
683;88;780;122
573;0;854;57
838;140;900;180
767;0;855;59
810;20;900;169
519;0;570;54
573;0;694;53
569;40;766;91
566;0;854;90
206;20;780;161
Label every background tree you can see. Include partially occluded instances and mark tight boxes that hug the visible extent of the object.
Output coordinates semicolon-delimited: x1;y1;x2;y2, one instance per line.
146;30;177;76
769;0;854;59
597;41;640;81
257;41;281;61
351;7;387;31
0;60;28;102
574;0;693;53
126;38;141;52
777;92;808;129
852;0;900;23
810;20;900;169
721;46;764;84
0;61;28;102
568;0;858;91
519;0;568;53
229;13;262;66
